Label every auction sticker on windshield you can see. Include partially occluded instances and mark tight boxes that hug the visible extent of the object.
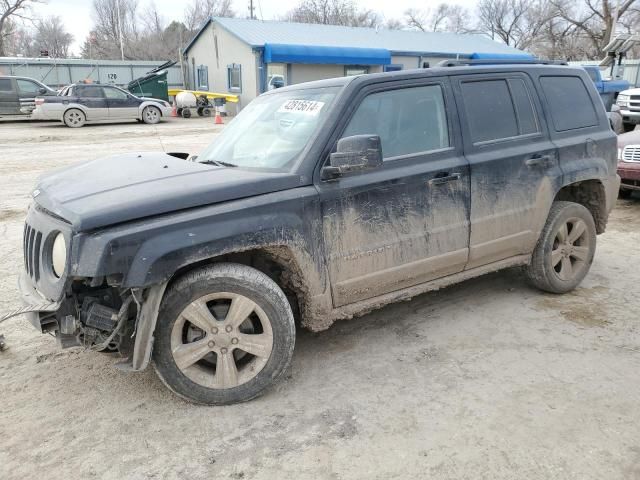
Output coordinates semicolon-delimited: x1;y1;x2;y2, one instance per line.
277;100;325;115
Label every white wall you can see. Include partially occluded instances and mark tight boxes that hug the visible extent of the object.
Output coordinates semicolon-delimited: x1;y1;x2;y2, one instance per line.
289;64;345;84
186;22;259;108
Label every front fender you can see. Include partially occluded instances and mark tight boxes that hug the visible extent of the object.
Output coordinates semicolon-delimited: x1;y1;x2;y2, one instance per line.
72;187;327;296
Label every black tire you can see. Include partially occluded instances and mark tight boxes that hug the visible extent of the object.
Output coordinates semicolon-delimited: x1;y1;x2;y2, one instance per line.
623;122;636;133
619;188;633;199
196;107;204;117
152;263;296;405
202;107;212;117
525;201;597;294
181;108;191;118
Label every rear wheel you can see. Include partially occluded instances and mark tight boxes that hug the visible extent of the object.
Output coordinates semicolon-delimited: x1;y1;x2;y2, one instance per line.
63;109;86;128
152;263;296;405
525;201;596;294
142;105;161;124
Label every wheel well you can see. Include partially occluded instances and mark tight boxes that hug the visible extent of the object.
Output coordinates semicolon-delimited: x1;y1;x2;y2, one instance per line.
166;247;308;323
554;180;607;234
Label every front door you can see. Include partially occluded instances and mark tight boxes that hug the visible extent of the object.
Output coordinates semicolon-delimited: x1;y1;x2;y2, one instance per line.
16;78;42;115
452;73;559;269
318;80;471;307
104;86;139;119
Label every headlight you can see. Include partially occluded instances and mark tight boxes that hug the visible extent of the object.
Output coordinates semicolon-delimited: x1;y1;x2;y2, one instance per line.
51;233;67;278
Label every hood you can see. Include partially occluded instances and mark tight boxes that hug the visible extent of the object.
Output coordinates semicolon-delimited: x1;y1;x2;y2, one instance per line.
617;130;640;148
34;152;302;231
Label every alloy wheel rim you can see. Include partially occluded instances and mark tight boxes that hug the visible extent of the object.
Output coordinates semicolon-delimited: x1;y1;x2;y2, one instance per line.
146;108;158;121
170;292;274;389
550;217;590;281
67;111;81;125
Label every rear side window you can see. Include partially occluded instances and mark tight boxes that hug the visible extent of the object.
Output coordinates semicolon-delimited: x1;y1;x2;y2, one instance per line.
540;76;598;131
76;86;104;98
0;78;12;92
460;78;539;143
343;84;450;159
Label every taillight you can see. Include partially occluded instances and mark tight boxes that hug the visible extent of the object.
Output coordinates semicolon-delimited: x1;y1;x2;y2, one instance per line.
35;98;44;105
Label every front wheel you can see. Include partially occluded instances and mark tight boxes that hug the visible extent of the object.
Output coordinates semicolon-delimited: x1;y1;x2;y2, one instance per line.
142;105;161;124
525;201;596;294
619;188;633;199
152;263;296;405
623;122;636;133
63;108;86;128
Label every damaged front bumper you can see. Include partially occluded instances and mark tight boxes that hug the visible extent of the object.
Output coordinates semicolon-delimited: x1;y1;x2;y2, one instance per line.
0;271;60;331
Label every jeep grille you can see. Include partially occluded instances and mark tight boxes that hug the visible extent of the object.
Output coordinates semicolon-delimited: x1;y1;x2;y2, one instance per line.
622;145;640;162
23;223;43;282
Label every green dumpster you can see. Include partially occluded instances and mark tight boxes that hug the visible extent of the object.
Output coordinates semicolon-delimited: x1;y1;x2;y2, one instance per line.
127;61;175;102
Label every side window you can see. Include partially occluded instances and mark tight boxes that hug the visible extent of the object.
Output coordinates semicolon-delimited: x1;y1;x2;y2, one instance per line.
508;78;539;135
76;86;104;98
0;78;13;92
343;84;450;159
17;79;40;95
103;87;128;99
540;76;598;131
461;79;518;143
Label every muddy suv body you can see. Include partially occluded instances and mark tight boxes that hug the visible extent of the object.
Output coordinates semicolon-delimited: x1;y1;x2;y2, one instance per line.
14;62;620;404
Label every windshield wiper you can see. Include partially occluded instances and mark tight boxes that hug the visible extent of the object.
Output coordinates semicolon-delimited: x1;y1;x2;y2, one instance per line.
199;159;237;168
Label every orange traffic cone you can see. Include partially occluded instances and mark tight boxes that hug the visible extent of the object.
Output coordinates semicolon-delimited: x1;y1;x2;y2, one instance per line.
170;100;177;117
214;110;223;125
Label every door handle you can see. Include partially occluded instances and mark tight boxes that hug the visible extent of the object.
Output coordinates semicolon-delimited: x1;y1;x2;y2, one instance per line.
428;172;461;186
525;154;553;168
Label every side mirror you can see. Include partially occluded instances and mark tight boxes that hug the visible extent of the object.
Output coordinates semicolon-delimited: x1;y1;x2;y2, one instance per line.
38;87;47;94
322;134;383;179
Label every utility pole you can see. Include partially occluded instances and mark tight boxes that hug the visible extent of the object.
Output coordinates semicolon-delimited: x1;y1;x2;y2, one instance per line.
248;0;255;20
116;0;125;60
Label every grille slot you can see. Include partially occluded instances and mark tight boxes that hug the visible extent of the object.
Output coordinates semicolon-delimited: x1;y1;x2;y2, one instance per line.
622;145;640;162
23;223;43;281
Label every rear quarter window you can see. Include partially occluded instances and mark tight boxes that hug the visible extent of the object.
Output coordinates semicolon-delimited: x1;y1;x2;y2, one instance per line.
540;76;598;131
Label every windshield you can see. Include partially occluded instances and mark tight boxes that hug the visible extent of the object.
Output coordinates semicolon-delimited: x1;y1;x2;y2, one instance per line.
198;87;339;170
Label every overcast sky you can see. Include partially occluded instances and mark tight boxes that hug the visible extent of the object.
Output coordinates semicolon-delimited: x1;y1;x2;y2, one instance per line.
33;0;478;56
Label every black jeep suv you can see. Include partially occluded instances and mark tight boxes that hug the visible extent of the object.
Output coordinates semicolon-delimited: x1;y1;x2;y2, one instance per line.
14;61;620;404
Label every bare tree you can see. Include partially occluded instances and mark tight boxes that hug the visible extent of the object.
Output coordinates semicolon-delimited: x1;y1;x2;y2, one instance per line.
0;0;45;56
32;16;73;57
284;0;381;28
81;0;140;59
184;0;234;31
549;0;638;58
405;4;472;33
477;0;553;49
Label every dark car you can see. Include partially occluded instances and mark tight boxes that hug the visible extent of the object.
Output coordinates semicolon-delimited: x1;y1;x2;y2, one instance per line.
617;129;640;198
0;75;57;116
10;60;620;405
31;83;172;127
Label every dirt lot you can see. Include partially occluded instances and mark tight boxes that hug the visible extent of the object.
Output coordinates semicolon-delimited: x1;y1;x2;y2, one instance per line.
1;117;640;480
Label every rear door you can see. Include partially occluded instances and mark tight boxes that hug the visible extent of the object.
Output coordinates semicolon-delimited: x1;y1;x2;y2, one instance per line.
0;78;19;115
74;85;108;120
452;72;560;269
103;86;140;119
318;78;471;307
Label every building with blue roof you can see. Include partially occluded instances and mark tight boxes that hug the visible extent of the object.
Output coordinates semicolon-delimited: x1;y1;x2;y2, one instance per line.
183;17;530;107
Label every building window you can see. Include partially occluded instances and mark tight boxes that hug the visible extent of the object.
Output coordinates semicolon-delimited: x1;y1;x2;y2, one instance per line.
345;66;369;76
197;65;209;91
227;63;242;92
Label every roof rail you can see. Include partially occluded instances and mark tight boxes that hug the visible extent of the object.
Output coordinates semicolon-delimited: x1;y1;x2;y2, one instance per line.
436;59;569;67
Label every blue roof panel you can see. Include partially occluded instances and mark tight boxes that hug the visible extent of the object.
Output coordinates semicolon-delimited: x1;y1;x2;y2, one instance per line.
264;44;391;65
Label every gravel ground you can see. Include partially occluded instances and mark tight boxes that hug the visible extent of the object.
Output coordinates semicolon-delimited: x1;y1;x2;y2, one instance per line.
1;117;639;480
